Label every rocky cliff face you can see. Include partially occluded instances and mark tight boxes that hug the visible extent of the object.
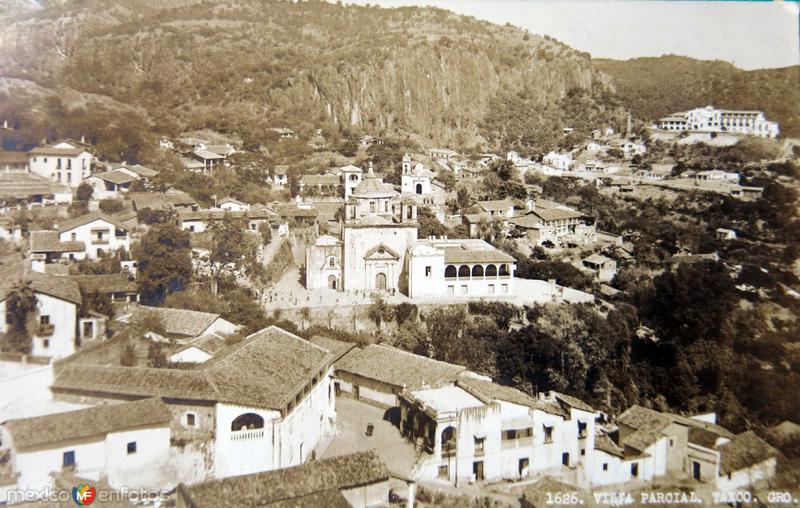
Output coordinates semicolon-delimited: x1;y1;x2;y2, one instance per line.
0;0;616;148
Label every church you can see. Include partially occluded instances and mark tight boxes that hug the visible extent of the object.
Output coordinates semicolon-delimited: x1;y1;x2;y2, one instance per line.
305;160;516;299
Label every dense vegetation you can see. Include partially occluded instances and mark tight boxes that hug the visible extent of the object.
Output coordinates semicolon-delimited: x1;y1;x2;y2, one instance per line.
0;0;614;158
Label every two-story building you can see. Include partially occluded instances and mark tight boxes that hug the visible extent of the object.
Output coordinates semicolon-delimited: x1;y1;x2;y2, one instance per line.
51;326;338;481
57;212;131;259
28;141;93;187
399;376;597;484
0;272;81;359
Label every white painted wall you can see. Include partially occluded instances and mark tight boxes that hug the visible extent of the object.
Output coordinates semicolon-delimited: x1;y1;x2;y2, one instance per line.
29;151;92;188
0;293;77;360
715;457;776;491
58;218;130;259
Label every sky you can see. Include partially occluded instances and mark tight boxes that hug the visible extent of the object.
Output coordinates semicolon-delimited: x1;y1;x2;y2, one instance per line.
345;1;800;70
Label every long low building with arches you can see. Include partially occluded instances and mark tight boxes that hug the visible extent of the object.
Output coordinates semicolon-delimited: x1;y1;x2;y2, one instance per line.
407;238;517;299
46;326;337;484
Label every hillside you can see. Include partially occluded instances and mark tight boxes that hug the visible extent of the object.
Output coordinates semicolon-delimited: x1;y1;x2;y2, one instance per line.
0;0;623;160
594;55;800;138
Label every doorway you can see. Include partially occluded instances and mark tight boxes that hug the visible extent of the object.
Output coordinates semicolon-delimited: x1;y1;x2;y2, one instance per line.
375;272;387;290
328;275;337;290
692;461;701;480
473;461;484;481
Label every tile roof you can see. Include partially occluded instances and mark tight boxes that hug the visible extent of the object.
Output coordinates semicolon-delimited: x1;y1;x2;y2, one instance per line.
129;191;197;210
179;450;389;508
4;398;170;449
193;149;225;160
477;198;514;212
0;151;28;163
30;230;85;253
201;326;332;410
552;391;595;413
301;174;340;186
435;239;516;264
54;326;334;411
57;212;128;233
336;344;466;390
308;336;358;362
583;253;613;265
130;306;223;337
0;173;71;200
173;333;227;356
531;208;584;222
595;433;625;458
618;405;734;452
717;431;778;475
29;146;87;157
510;215;543;229
52;364;220;401
456;377;569;418
69;273;138;294
0;270;82;305
122;164;158;178
89;169;136;185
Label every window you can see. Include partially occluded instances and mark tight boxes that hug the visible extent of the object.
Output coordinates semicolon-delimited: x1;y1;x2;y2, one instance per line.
488;284;495;293
504;429;517;440
669;439;674;447
438;465;449;479
562;452;570;466
603;463;608;471
474;437;485;454
127;441;137;454
56;158;62;169
425;266;431;277
501;284;508;293
43;339;50;348
543;425;553;443
63;451;75;467
578;421;587;438
40;315;50;325
71;232;77;241
631;463;639;477
186;413;196;427
66;174;71;183
581;449;586;456
444;265;457;279
328;257;336;268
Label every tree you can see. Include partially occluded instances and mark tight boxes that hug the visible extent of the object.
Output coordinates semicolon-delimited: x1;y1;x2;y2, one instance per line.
1;279;38;354
417;206;448;238
206;215;254;297
367;295;393;331
134;222;192;304
76;182;93;203
99;199;124;214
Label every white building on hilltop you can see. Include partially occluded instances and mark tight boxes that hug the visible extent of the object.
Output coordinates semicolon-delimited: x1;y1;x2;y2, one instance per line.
658;106;779;138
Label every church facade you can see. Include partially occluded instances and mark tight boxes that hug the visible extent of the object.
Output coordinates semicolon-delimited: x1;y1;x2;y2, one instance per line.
306;161;516;299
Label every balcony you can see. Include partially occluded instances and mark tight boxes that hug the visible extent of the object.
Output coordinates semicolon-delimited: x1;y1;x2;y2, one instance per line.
441;445;456;459
501;437;534;449
231;429;264;441
38;323;55;336
92;238;109;245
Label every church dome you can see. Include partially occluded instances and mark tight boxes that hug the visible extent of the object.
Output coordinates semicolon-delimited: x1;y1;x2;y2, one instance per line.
352;165;396;199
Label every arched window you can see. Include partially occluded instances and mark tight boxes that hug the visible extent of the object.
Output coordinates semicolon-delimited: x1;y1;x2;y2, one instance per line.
499;264;510;276
471;265;484;277
486;264;497;277
441;426;457;457
231;413;264;431
445;265;457;279
406;205;413;219
458;265;471;278
415;183;423;195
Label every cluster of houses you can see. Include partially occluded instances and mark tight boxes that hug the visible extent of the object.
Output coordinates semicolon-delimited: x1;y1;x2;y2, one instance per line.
0;322;781;505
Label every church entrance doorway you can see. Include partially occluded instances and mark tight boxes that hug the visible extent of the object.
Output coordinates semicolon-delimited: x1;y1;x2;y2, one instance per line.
328;275;337;290
375;272;387;290
415;183;422;194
